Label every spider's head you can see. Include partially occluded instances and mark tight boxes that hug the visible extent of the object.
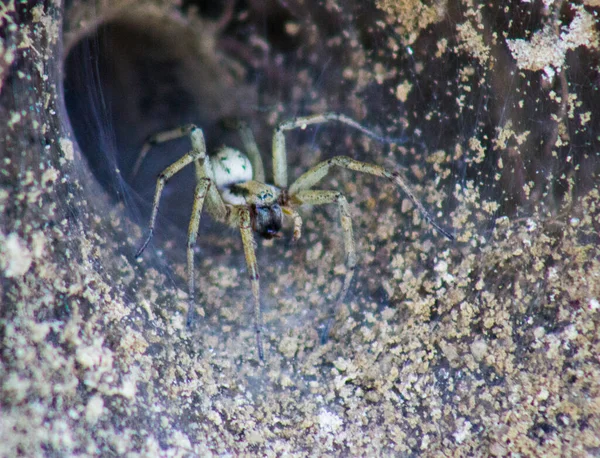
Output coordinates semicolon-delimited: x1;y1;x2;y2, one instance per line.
229;181;284;239
251;204;283;239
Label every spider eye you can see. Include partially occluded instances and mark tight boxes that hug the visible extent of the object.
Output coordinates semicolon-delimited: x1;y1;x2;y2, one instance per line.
253;205;283;239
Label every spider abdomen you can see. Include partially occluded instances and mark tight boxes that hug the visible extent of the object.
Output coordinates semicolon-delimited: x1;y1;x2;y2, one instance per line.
211;147;253;189
211;147;254;205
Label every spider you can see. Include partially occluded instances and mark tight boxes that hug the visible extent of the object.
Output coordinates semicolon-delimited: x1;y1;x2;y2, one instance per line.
134;113;454;361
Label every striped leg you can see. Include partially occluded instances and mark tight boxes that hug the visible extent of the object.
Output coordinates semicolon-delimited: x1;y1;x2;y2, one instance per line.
294;190;356;343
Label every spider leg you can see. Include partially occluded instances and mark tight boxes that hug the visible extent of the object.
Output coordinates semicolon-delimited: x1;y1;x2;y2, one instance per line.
289;156;454;240
272;112;396;188
185;177;211;325
293;190;356;343
184;167;230;325
282;206;303;241
236;121;266;183
131;124;197;179
193;159;229;221
135;124;232;326
135;127;211;257
238;207;265;361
